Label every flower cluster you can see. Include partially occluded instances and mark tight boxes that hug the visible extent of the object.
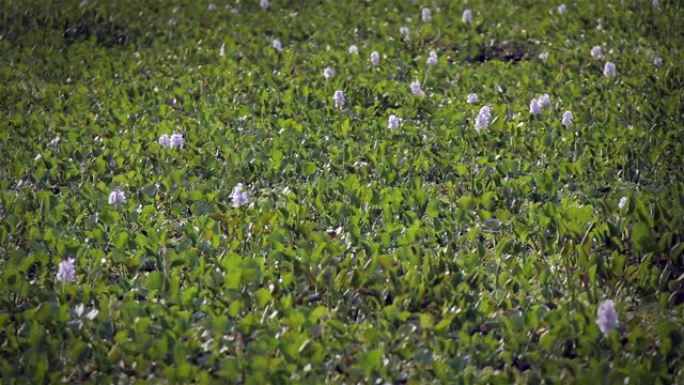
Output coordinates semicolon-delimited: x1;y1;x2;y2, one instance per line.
475;106;492;131
159;133;185;149
596;300;619;336
57;257;76;282
108;189;126;205
426;50;438;66
410;80;425;97
230;183;249;208
388;115;401;130
333;90;346;109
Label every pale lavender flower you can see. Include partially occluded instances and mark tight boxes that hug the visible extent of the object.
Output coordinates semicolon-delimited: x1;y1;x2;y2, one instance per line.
421;7;431;22
467;93;478;104
539;50;549;62
652;0;659;6
530;98;542;117
557;4;566;14
591;45;603;59
207;3;216;11
158;134;171;148
426;50;438;66
170;133;185;149
539;93;551;109
400;26;410;40
323;66;335;80
474;106;492;132
462;9;472;24
108;189;126;205
618;196;628;210
260;0;270;9
272;39;282;53
410;80;425;96
230;183;249;208
562;110;573;128
348;45;358;55
653;56;663;68
596;300;618;336
57;257;76;283
603;61;617;77
333;90;346;109
388;115;401;130
370;51;380;66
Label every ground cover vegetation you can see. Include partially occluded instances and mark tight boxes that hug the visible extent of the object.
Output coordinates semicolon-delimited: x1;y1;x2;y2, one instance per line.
0;0;683;383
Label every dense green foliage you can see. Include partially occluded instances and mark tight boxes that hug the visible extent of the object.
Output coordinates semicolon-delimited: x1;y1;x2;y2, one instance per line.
1;0;683;383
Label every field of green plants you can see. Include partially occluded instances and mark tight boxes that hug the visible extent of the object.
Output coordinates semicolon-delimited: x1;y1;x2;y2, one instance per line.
1;0;683;383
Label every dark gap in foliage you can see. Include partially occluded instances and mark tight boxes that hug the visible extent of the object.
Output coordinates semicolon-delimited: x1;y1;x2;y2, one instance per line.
465;42;533;63
62;11;128;47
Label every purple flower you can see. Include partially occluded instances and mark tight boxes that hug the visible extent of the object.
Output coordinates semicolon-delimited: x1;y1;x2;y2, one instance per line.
539;93;551;109
653;56;663;68
57;257;76;283
170;133;185;149
388;115;401;130
618;196;628;210
596;300;618;336
474;106;492;131
426;50;438;66
557;4;567;14
230;183;249;208
603;61;617;77
591;45;603;59
333;90;345;109
410;80;425;96
400;26;410;40
323;66;335;80
272;39;282;53
462;9;472;24
467;93;478;104
530;98;542;117
260;0;270;9
348;45;358;55
370;51;380;66
562;110;573;128
421;7;431;22
539;50;549;62
108;189;126;205
158;134;171;148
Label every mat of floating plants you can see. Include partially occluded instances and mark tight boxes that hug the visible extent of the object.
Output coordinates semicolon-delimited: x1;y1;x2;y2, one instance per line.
1;0;683;384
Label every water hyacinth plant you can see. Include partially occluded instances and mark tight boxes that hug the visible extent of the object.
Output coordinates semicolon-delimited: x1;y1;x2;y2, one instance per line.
56;257;76;283
421;7;431;22
370;51;380;66
603;61;617;77
108;189;126;205
230;183;249;208
387;114;401;130
323;66;335;80
562;110;573;128
529;98;542;117
410;80;425;96
596;300;619;336
1;1;683;384
272;38;282;52
475;106;492;131
462;9;472;24
426;50;438;66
